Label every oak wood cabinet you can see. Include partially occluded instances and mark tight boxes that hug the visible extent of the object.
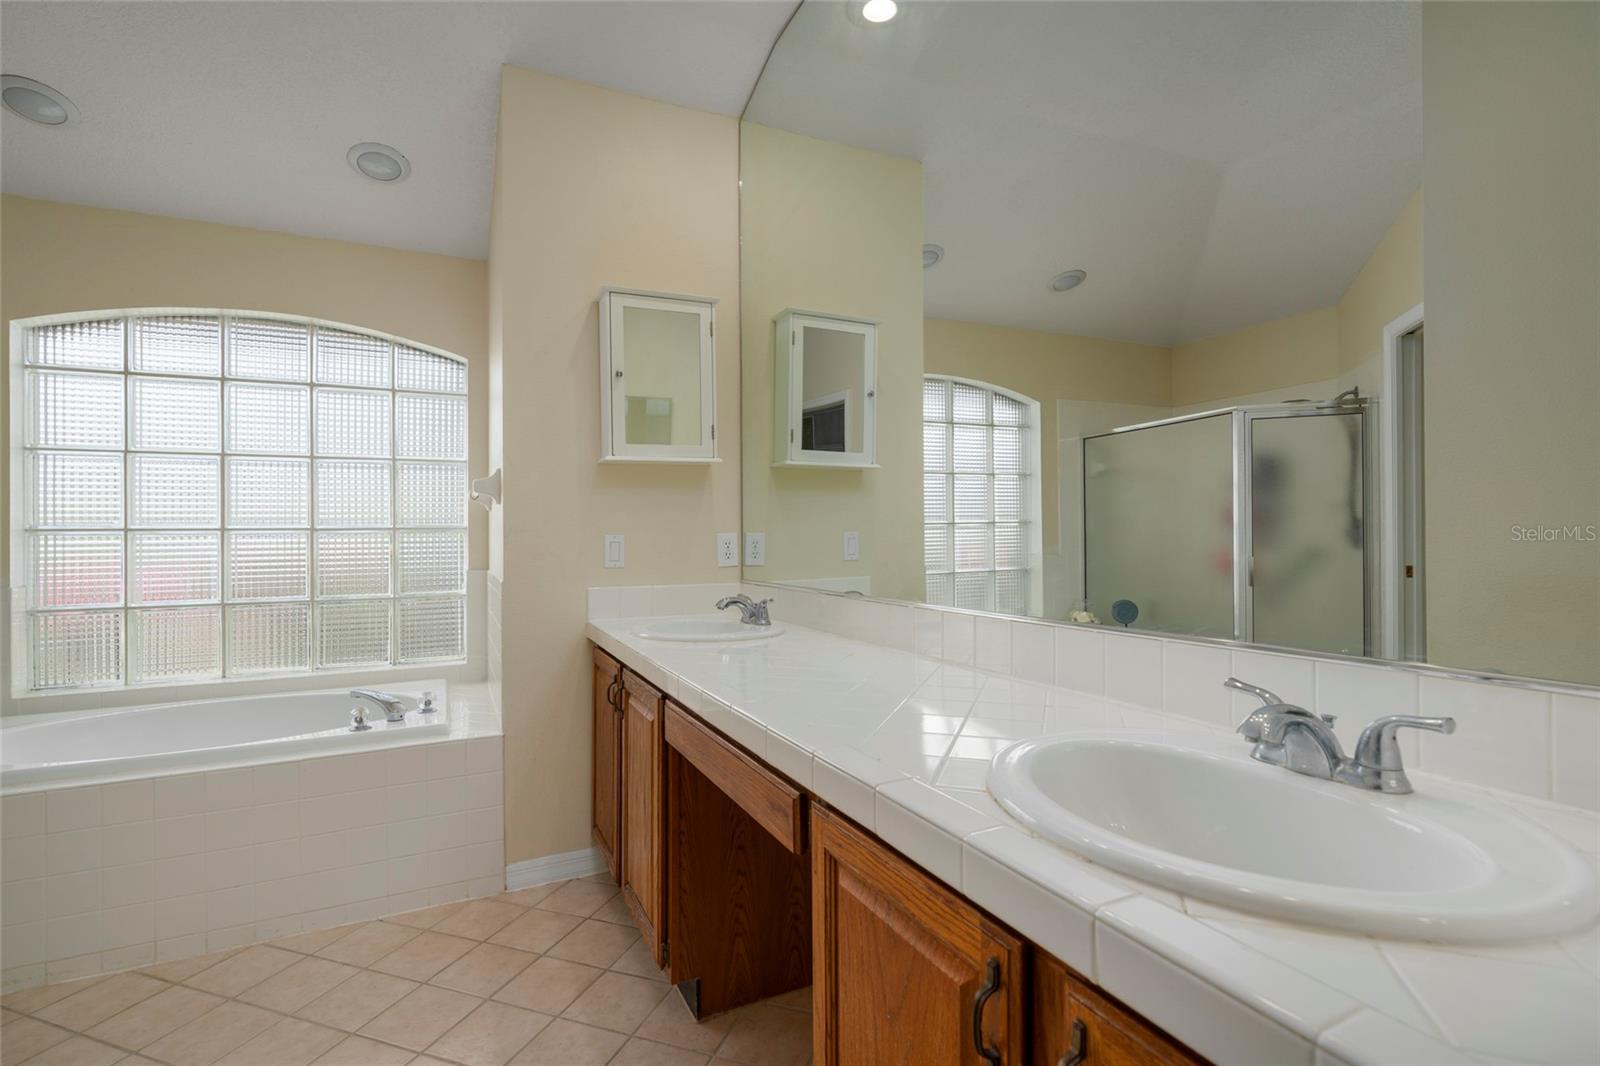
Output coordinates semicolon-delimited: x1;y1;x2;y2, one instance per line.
591;647;623;882
620;669;667;966
1032;950;1203;1066
812;805;1025;1066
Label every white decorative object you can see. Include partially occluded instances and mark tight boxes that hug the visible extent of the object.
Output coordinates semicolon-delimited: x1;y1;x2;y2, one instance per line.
772;309;878;467
470;468;501;508
598;287;718;463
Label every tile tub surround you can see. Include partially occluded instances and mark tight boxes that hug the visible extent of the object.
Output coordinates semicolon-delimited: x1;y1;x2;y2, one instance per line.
586;615;1600;1066
1;685;504;994
0;871;814;1066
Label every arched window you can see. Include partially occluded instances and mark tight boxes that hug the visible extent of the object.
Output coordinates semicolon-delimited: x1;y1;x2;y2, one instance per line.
923;376;1042;616
15;311;468;691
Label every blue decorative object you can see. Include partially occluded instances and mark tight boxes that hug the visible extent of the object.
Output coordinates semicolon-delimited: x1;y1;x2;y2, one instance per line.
1110;599;1139;627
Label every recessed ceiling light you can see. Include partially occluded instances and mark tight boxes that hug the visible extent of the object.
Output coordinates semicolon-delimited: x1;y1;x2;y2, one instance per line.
347;142;411;183
1;75;78;127
861;0;899;24
1050;269;1088;292
922;244;944;269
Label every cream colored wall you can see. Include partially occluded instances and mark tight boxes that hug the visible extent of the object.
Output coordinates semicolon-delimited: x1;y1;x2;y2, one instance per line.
1339;190;1423;378
1421;2;1599;684
491;68;741;863
1170;306;1341;409
740;122;924;599
0;195;490;695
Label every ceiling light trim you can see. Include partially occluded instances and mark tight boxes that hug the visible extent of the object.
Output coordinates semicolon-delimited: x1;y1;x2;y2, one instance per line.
1;74;79;127
346;141;412;184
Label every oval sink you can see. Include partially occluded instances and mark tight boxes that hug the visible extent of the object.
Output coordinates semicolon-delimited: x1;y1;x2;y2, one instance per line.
635;617;786;643
988;731;1599;942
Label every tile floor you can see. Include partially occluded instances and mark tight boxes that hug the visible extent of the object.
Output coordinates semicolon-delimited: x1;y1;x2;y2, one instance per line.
1;874;813;1066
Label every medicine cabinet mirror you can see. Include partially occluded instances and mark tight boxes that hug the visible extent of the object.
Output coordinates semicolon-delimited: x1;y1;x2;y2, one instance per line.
599;287;717;462
772;310;877;467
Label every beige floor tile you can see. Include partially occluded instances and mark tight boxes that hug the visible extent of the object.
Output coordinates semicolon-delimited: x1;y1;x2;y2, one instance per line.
533;880;617;918
487;910;582;954
84;986;225;1051
236;956;360;1014
507;1018;626;1065
369;930;478;982
270;924;360;956
425;1001;551;1066
495;883;559;908
17;1032;127;1065
608;941;669;982
140;949;241;984
385;901;466;930
430;900;527;941
309;1033;416;1066
589;894;634;926
560;972;670;1034
411;1058;454;1066
294;970;418;1033
632;993;732;1054
2;975;106;1015
215;1016;346;1066
430;943;538;998
610;1036;712;1065
140;1001;278;1066
185;945;302;997
546;919;639;968
1;1013;71;1062
357;984;479;1051
582;873;618;887
766;987;812;1013
491;957;603;1016
315;922;421;967
714;1004;811;1066
35;973;170;1032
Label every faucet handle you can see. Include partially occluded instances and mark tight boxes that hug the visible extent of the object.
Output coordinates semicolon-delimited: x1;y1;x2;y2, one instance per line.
350;706;371;732
1351;714;1456;794
1223;676;1286;708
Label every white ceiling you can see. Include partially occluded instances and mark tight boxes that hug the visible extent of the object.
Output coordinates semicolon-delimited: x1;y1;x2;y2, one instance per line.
0;0;797;260
746;1;1423;346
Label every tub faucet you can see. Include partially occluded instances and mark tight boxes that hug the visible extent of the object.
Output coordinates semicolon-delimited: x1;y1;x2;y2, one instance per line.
715;594;773;626
350;688;407;723
1225;676;1454;794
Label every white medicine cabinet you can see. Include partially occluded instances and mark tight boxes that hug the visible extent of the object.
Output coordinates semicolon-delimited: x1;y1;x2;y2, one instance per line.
599;287;718;462
772;309;878;467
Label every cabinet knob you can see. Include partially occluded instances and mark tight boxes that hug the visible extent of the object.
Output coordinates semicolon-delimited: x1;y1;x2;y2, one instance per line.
1058;1019;1088;1066
972;957;1003;1066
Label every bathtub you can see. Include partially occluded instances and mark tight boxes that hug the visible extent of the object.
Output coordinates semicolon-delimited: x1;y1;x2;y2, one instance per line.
0;680;451;792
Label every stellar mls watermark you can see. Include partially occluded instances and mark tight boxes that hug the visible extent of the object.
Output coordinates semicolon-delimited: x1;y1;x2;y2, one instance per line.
1509;524;1598;542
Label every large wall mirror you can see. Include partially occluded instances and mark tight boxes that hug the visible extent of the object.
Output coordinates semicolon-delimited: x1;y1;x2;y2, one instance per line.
739;1;1599;686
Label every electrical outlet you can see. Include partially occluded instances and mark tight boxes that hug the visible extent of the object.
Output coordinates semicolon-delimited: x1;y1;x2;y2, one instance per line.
843;531;861;561
716;533;739;567
603;534;625;569
744;532;766;566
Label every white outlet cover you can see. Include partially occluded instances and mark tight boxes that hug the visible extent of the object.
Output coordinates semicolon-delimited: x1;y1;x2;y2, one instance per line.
604;534;625;569
843;531;861;561
716;532;739;567
744;532;766;566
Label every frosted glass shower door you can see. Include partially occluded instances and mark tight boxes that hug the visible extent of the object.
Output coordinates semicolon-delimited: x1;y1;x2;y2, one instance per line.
1247;411;1367;656
1082;413;1234;637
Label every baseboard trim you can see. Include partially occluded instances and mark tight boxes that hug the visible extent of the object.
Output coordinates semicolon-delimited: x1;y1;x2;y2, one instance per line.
505;847;606;890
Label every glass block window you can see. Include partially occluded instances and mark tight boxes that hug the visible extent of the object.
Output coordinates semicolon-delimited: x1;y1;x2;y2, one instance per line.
923;376;1039;616
17;312;470;691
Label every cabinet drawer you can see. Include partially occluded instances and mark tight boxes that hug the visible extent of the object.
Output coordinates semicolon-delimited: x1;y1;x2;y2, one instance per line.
1033;950;1204;1066
664;702;806;853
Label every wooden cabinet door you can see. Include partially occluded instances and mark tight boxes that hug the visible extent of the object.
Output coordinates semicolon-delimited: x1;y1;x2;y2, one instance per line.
812;806;1024;1066
620;670;666;966
1032;950;1204;1066
590;646;623;883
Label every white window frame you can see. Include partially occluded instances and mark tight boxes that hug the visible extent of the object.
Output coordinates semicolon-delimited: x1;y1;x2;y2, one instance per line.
922;374;1044;617
7;308;471;700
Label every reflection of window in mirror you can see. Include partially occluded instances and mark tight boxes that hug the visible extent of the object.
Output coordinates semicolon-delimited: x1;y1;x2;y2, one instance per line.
626;396;673;445
802;393;847;451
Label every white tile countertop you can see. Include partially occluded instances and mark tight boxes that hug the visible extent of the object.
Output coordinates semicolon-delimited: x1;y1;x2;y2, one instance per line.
587;617;1600;1066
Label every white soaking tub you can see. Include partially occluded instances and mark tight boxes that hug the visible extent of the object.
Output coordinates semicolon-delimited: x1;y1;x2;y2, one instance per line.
0;680;450;792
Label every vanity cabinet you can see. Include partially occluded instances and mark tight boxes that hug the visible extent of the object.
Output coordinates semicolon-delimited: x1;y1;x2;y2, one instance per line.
812;806;1025;1066
1032;951;1203;1066
591;648;624;882
620;669;668;966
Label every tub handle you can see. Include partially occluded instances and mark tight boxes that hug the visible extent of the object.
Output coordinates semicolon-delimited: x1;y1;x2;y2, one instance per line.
350;706;372;732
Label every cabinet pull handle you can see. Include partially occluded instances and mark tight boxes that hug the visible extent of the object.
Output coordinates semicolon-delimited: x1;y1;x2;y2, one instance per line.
1057;1019;1088;1066
972;957;1003;1066
606;678;621;711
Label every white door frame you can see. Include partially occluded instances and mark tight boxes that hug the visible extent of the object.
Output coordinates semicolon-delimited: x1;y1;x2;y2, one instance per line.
1379;302;1425;660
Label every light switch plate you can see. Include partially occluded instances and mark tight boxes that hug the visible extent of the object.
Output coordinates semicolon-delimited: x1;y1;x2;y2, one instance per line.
744;532;766;566
603;534;625;569
843;531;861;561
716;533;739;567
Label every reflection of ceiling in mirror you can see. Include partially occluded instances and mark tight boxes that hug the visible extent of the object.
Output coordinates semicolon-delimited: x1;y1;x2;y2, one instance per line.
744;1;1422;347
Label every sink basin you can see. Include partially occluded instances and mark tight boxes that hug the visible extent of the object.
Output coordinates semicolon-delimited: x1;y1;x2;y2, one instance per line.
988;731;1598;942
635;617;786;643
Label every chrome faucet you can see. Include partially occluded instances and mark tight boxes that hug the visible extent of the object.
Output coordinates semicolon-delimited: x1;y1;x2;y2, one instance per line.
715;594;774;626
1224;676;1454;795
350;688;408;723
